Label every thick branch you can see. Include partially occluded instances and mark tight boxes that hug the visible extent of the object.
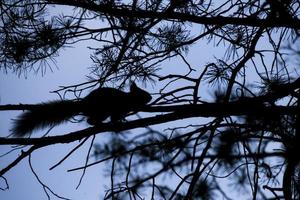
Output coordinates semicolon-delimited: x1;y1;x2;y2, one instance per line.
47;0;300;29
0;103;299;145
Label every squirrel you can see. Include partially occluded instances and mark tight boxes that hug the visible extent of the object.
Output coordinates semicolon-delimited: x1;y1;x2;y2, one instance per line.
12;83;152;136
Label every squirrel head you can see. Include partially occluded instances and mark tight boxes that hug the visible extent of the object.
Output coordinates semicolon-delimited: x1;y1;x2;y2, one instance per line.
130;82;152;104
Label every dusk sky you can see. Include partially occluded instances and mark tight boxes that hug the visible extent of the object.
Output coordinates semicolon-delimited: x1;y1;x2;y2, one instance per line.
1;1;298;200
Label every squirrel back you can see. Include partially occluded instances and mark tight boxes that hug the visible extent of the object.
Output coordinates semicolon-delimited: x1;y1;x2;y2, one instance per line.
82;83;152;124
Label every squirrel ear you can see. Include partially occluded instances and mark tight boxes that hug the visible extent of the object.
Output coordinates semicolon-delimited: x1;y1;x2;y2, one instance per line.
130;82;137;91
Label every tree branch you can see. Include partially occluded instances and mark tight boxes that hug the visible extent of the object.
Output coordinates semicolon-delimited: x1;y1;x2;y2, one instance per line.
47;0;300;29
0;102;299;145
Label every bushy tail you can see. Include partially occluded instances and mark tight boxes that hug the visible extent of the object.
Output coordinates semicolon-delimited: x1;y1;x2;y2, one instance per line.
12;100;80;137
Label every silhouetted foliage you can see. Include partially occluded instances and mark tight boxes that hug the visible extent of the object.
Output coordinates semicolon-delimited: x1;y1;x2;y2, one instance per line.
1;0;300;199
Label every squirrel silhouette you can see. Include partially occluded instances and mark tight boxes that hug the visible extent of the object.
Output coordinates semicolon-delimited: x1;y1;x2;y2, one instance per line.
12;83;152;136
